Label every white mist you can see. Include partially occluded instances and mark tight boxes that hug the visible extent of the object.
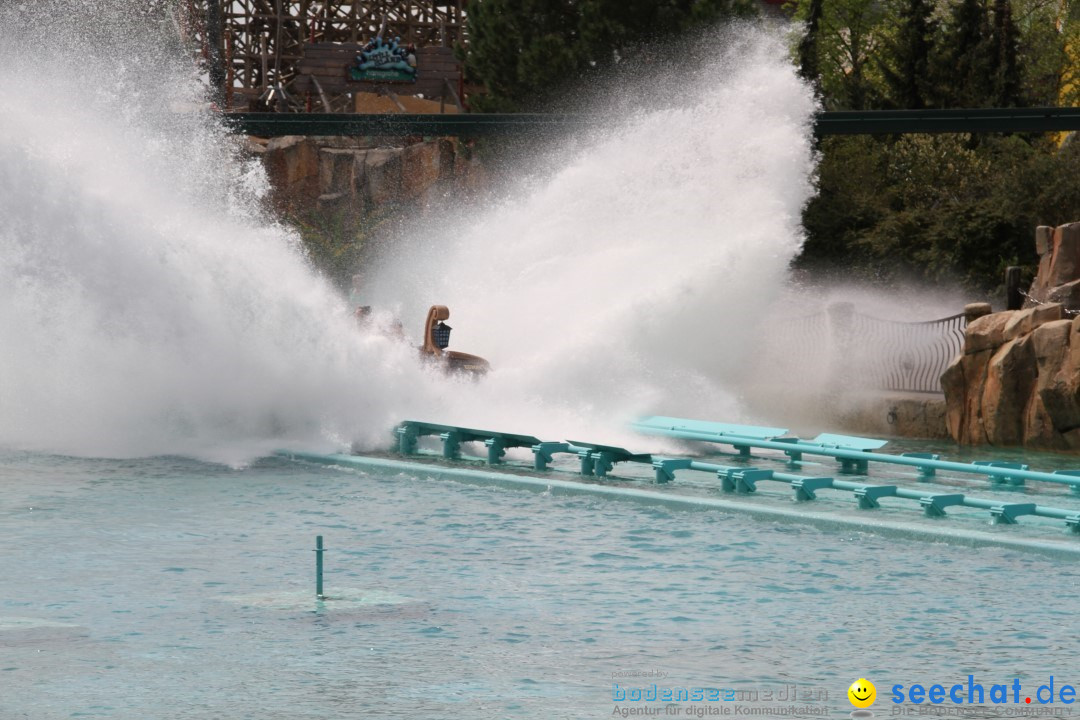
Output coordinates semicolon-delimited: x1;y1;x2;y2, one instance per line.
0;5;816;462
371;29;818;444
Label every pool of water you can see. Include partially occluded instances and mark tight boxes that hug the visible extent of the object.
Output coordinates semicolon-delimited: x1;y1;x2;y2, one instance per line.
2;451;1078;719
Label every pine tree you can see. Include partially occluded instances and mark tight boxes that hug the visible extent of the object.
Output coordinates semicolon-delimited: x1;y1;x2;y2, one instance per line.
463;0;586;112
797;0;824;88
989;0;1023;106
579;0;759;54
464;0;757;111
932;0;993;107
880;0;936;108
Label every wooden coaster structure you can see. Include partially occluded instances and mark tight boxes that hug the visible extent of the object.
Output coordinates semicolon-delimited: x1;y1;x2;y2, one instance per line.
295;43;463;113
175;1;466;111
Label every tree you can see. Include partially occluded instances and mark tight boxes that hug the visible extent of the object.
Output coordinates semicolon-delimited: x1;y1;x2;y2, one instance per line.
989;0;1023;106
879;0;936;108
579;0;757;55
826;0;887;109
790;0;887;109
463;0;586;112
794;0;1080;293
463;0;757;111
797;0;824;88
1016;0;1074;106
931;0;994;107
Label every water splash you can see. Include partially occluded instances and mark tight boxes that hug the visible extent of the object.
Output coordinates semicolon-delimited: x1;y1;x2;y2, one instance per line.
371;28;818;443
0;4;816;462
0;1;441;464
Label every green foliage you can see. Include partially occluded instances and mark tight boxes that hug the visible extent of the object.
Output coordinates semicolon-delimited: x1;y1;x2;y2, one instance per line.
789;0;1080;292
800;136;890;266
796;0;824;86
799;135;1080;293
463;0;757;111
463;0;585;112
1018;0;1072;106
460;0;1080;293
790;0;886;108
932;0;995;107
878;0;936;109
1057;17;1080;106
919;0;1025;107
790;0;1069;110
989;0;1023;105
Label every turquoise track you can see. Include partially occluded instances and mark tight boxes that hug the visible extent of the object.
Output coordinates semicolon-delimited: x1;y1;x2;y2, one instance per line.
279;450;1080;560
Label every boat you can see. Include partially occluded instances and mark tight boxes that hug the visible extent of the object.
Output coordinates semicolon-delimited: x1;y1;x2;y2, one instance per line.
419;305;490;377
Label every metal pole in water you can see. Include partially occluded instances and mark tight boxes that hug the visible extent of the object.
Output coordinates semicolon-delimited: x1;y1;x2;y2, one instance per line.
315;535;325;600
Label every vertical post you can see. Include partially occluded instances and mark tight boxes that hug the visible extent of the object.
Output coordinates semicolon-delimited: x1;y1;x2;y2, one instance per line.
273;0;285;112
1005;266;1023;310
205;0;226;106
260;34;269;93
964;302;992;324
224;30;234;109
315;535;325;600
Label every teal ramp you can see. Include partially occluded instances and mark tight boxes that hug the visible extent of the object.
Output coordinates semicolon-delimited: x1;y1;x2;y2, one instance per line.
565;440;651;478
809;433;889;451
633;417;888;449
633;416;788;440
394;420;541;464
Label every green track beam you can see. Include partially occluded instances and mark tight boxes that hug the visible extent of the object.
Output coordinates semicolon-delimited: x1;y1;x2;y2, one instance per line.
224;107;1080;139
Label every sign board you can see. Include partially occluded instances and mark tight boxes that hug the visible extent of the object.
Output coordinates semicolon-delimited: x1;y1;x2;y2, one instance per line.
349;36;417;83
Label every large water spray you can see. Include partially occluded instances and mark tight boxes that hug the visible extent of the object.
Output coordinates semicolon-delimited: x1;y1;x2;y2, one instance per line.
0;3;817;463
370;31;818;441
0;2;444;463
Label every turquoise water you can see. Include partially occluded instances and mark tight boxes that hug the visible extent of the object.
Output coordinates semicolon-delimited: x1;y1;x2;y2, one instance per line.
2;451;1078;719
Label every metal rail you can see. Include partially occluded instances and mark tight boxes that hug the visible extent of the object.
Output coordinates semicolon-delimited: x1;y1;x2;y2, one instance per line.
278;417;1080;537
817;107;1080;135
281;451;1080;557
632;417;1080;492
847;311;966;394
775;306;966;394
223;112;598;137
224;107;1080;138
656;459;1076;526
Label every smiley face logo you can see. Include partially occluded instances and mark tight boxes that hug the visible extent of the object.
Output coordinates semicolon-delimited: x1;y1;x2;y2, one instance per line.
848;678;876;708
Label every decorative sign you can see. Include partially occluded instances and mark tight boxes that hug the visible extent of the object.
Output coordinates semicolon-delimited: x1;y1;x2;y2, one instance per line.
349;36;417;83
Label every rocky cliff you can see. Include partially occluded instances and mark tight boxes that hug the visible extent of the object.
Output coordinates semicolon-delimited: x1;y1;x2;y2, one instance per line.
248;134;485;216
1028;222;1080;311
941;303;1079;448
244;134;487;284
942;221;1080;449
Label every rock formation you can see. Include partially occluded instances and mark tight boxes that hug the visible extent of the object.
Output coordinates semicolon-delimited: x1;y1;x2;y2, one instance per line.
250;135;484;215
943;221;1080;448
1028;222;1080;311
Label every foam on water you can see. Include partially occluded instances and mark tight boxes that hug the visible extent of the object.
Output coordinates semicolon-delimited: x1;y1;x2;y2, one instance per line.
0;2;816;463
0;617;82;631
221;588;418;611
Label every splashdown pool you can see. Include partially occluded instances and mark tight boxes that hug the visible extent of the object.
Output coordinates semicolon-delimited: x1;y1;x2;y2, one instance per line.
1;451;1077;719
